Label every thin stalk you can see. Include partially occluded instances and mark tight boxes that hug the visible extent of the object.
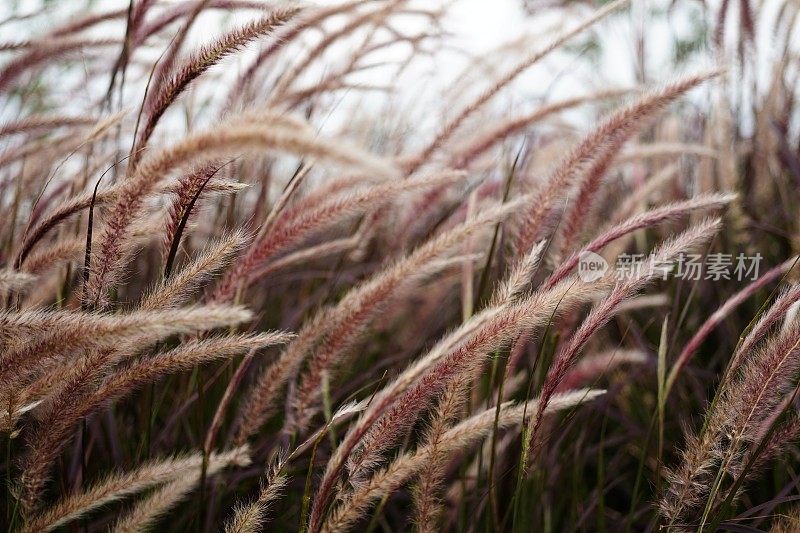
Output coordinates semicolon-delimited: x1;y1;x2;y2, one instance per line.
300;426;328;533
322;372;336;448
486;350;506;532
475;142;524;306
596;413;608;533
656;315;669;501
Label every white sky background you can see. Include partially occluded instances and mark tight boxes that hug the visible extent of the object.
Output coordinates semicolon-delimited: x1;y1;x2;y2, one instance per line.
0;0;794;139
4;0;796;219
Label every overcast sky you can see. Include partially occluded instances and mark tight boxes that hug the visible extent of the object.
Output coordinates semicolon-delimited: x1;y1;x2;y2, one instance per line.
1;0;788;137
